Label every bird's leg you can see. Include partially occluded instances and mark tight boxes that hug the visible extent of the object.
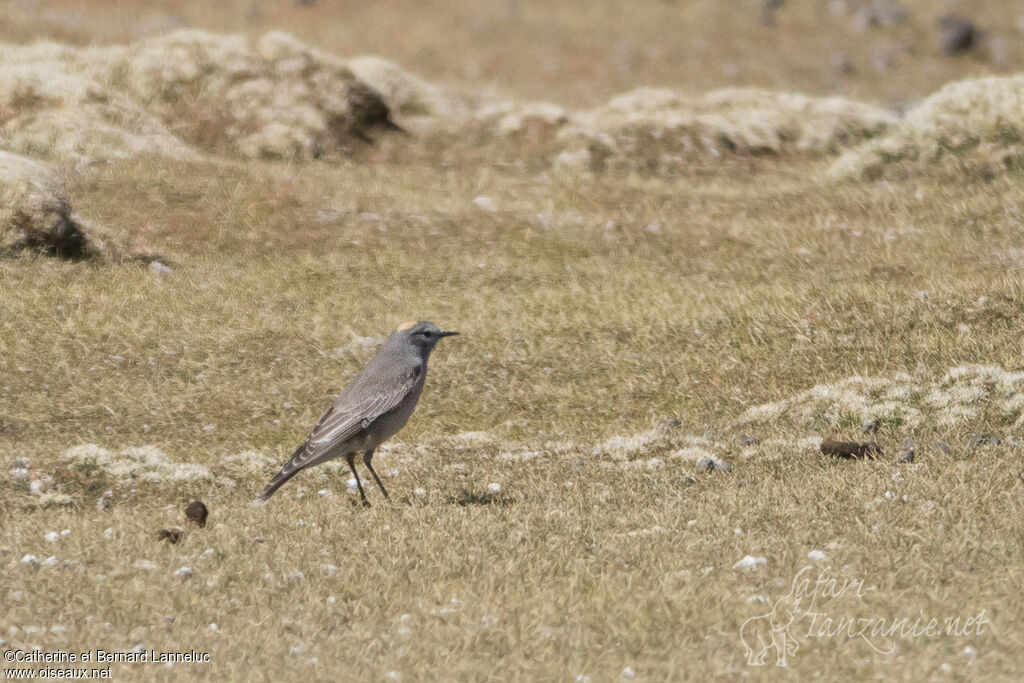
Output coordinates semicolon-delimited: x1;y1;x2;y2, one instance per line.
345;452;370;507
362;448;389;500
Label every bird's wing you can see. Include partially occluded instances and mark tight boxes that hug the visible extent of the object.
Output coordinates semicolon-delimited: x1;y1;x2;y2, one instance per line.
282;363;422;473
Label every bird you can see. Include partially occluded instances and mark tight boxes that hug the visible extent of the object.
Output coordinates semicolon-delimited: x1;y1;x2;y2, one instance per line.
259;321;458;504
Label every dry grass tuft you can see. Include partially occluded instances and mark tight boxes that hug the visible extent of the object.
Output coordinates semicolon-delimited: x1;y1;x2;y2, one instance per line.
557;87;897;174
830;75;1024;181
0;150;89;257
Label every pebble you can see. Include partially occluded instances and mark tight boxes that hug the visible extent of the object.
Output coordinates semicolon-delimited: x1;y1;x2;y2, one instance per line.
733;555;767;570
938;14;977;56
150;261;172;275
97;490;114;511
807;550;827;562
185;501;209;527
472;196;497;212
696;457;732;472
967;433;1000;449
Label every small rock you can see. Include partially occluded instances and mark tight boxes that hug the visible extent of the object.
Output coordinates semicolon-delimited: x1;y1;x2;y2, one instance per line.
44;531;60;543
173;567;193;579
934;441;953;455
103;527;116;539
733;555;767;570
1008;436;1021;449
821;439;882;459
898;449;915;463
132;560;160;571
40;555;59;568
185;501;208;527
938;15;977;56
853;1;908;30
861;418;881;434
156;528;183;544
739;434;760;447
97;490;114;511
253;536;265;544
657;418;681;432
317;489;333;497
150;261;172;276
807;550;827;562
322;564;338;575
471;196;497;212
967;433;1000;449
679;475;696;487
696;457;732;472
487;482;502;493
288;571;305;582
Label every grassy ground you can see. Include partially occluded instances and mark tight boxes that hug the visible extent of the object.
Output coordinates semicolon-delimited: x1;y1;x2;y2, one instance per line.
3;1;1024;681
2;156;1023;679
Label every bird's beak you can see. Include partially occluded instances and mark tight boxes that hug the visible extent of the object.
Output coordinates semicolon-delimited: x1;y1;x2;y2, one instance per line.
439;330;459;338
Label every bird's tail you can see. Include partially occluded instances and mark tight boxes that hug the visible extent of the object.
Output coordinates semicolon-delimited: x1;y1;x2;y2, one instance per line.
258;456;303;501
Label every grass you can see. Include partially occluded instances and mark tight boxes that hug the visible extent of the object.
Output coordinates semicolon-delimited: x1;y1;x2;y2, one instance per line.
2;155;1022;679
2;1;1024;680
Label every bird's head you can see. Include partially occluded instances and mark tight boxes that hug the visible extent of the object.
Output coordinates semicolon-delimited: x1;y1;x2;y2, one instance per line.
394;320;458;355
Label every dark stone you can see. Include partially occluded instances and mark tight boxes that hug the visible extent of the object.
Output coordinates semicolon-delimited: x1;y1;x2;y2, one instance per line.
898;449;915;463
184;501;208;527
820;439;882;459
740;434;761;447
696;457;732;472
938;15;977;56
861;418;881;434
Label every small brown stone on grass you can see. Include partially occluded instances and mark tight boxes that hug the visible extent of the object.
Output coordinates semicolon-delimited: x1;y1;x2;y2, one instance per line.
185;501;208;527
821;439;882;459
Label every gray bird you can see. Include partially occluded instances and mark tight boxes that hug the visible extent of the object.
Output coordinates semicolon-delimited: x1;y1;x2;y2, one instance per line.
259;321;458;503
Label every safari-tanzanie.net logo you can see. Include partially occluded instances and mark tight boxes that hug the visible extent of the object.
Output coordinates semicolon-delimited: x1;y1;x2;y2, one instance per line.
740;565;990;667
